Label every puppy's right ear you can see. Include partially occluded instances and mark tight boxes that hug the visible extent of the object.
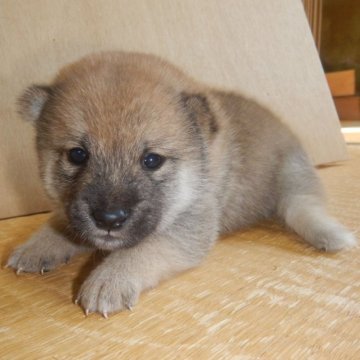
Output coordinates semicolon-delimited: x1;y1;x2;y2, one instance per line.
17;85;52;123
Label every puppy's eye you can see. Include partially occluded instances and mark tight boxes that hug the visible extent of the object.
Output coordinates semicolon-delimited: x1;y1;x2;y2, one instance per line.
142;153;164;170
68;147;88;165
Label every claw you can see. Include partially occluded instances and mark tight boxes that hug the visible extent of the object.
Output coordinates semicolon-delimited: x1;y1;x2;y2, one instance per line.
102;312;108;319
40;267;45;275
16;268;23;275
85;309;90;317
74;298;79;305
3;264;9;269
126;305;133;312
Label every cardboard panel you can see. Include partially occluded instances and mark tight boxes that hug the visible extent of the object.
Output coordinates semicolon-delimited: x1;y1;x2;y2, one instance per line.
0;0;347;219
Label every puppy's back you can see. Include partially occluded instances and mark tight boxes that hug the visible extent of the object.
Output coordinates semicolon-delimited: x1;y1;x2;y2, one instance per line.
211;90;308;232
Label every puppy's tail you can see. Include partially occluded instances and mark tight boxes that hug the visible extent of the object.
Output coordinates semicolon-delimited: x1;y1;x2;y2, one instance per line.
277;149;356;252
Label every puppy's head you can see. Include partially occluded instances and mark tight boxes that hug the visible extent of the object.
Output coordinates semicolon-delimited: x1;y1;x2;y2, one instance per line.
18;52;217;250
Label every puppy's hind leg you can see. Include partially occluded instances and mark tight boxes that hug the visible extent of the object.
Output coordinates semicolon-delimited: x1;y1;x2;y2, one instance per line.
277;149;357;252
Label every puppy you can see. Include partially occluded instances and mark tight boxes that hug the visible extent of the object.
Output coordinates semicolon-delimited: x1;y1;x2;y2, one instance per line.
7;52;356;317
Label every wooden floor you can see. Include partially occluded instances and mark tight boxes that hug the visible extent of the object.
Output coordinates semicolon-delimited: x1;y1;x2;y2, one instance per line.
1;146;359;359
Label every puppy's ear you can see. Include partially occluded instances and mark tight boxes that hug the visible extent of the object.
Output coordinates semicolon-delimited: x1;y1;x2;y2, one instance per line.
17;85;52;123
180;92;218;138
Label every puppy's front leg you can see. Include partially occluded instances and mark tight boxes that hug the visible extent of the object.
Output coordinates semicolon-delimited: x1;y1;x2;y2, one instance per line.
77;234;211;317
7;215;90;274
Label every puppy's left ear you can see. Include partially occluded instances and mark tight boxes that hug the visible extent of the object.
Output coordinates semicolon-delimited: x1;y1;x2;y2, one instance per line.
17;85;52;123
180;92;218;139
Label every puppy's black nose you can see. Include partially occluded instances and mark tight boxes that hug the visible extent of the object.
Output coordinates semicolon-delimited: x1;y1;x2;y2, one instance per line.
92;208;130;230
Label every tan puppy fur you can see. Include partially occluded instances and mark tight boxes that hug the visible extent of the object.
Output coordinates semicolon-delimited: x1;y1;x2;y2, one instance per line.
7;52;356;317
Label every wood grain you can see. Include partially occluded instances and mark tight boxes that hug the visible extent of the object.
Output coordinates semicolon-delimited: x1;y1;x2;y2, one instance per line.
0;0;347;219
326;70;356;97
302;0;323;50
334;96;360;121
0;145;359;359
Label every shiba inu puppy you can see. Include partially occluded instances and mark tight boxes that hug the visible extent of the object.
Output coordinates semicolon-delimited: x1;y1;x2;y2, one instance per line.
7;52;356;317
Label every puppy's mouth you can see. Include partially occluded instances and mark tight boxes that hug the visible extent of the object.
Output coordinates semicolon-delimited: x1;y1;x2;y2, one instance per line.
66;203;127;249
98;229;126;242
91;230;127;250
73;217;132;250
67;200;158;251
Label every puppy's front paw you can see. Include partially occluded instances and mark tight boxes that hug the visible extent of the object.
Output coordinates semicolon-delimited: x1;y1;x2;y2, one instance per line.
7;241;73;274
6;222;83;274
77;267;140;317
